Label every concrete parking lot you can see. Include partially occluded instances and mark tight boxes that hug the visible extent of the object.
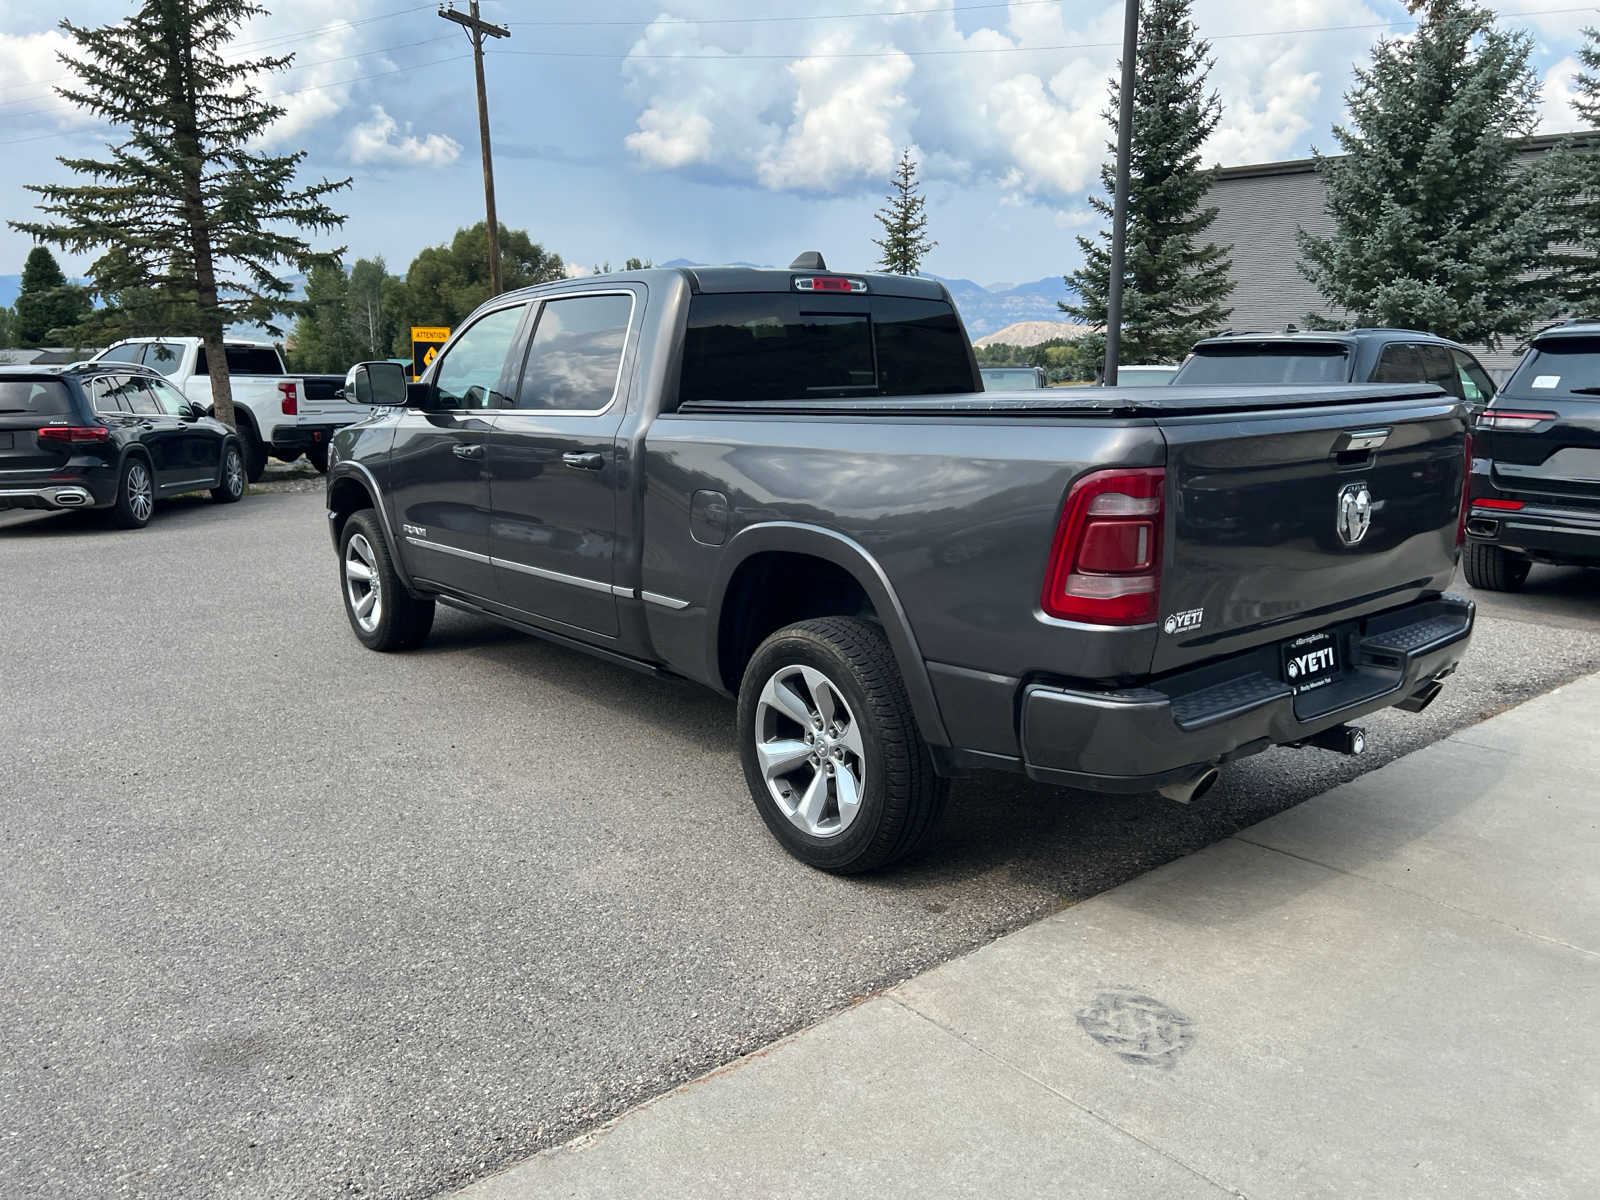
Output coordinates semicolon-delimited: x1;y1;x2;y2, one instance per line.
2;489;1597;1199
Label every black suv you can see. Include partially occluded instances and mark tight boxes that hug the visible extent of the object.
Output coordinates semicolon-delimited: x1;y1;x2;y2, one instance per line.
0;362;245;528
1173;328;1497;410
1464;321;1600;590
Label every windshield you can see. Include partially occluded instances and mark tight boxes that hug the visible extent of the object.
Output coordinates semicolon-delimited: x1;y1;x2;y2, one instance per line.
980;368;1041;389
1506;337;1600;399
0;379;72;417
1175;343;1351;385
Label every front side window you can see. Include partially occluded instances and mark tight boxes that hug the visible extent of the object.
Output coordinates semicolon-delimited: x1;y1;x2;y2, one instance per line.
147;377;191;415
1174;342;1352;385
514;294;633;411
1452;350;1495;402
431;304;527;410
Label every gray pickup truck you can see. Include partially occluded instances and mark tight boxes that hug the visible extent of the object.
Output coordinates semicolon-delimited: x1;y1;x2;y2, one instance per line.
325;260;1474;872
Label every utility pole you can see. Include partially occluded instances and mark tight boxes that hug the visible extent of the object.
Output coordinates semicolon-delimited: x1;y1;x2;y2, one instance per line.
439;2;510;297
1102;0;1139;386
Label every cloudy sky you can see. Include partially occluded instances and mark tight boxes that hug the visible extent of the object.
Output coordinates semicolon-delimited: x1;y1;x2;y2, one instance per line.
0;0;1593;288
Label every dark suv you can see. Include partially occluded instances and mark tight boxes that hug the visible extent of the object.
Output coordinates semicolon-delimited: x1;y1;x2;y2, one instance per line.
1173;328;1497;410
0;362;245;529
1464;320;1600;590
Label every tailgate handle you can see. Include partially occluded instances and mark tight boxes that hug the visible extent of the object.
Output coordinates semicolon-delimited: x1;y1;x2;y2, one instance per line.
1336;428;1390;453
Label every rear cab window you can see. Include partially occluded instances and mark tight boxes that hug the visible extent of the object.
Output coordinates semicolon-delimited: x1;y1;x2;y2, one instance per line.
1174;341;1352;385
195;345;284;376
677;293;975;405
1505;337;1600;399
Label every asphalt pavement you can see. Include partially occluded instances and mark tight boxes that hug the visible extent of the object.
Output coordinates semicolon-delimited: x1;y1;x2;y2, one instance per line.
1;490;1596;1199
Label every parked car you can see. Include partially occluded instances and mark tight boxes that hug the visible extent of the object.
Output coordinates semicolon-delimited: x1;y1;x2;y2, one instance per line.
0;362;245;528
1463;319;1600;590
1172;328;1496;412
1115;364;1179;386
325;259;1474;873
93;336;379;481
979;365;1047;389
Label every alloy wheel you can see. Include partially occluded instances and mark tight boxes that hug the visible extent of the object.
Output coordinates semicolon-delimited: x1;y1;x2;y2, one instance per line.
127;462;153;523
225;448;244;497
344;533;383;633
753;664;867;838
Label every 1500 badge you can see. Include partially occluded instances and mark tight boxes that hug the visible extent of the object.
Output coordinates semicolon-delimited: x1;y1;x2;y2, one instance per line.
1163;608;1204;635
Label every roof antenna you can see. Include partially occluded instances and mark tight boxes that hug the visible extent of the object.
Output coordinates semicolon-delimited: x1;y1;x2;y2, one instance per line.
789;251;827;270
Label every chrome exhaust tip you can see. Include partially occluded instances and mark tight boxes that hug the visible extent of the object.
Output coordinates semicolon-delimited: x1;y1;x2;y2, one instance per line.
1158;766;1220;806
49;487;91;508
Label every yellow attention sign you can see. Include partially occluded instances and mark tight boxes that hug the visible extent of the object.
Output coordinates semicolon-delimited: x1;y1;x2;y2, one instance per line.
410;326;451;381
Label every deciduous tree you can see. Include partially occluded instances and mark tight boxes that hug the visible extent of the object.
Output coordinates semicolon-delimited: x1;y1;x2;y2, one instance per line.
388;223;564;355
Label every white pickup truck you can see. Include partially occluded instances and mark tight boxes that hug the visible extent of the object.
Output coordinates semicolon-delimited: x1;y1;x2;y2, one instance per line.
92;336;383;481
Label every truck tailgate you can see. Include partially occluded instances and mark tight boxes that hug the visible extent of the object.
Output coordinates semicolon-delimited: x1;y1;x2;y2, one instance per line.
1151;394;1466;675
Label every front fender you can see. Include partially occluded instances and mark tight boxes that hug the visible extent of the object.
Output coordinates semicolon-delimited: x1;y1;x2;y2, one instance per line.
326;460;414;592
707;522;951;747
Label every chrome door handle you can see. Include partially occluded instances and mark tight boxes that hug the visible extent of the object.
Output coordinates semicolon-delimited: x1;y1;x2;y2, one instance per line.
452;443;484;460
562;452;604;471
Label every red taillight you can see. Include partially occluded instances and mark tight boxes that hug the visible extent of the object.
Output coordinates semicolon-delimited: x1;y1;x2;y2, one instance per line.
793;276;867;293
1472;498;1524;511
279;381;299;415
38;425;110;444
1042;468;1165;625
1476;409;1555;431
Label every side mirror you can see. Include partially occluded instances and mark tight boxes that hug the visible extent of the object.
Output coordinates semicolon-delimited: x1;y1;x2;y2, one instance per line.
346;361;411;407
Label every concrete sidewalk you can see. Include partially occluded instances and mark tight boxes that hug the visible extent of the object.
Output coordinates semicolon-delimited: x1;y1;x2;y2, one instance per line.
452;676;1600;1200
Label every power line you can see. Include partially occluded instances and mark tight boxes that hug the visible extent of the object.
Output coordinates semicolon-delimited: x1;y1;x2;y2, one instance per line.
0;53;472;147
486;4;1600;62
504;0;1066;28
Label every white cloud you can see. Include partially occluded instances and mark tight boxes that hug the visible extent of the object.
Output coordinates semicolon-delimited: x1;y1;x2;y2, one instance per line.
1539;55;1586;133
0;29;99;130
344;106;462;167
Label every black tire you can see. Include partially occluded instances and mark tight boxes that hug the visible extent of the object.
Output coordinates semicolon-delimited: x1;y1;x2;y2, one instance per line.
306;442;330;473
1463;541;1531;592
338;509;435;651
737;616;948;873
210;441;246;503
236;418;268;483
108;454;155;529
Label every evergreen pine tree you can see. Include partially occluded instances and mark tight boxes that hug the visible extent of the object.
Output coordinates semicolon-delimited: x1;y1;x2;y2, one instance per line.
12;246;92;347
1063;0;1233;365
872;149;936;275
290;260;361;374
9;1;348;427
1297;0;1558;345
1546;26;1600;315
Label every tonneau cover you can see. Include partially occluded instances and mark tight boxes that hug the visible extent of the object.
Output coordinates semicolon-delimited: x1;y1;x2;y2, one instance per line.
677;382;1448;418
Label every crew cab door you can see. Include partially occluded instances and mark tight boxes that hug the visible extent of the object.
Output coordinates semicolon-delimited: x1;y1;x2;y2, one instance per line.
389;302;527;600
488;290;638;637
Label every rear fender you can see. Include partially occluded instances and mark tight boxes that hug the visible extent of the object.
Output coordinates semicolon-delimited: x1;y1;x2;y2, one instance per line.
707;522;951;747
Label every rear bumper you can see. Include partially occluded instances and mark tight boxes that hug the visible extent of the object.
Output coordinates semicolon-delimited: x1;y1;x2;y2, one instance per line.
930;594;1474;793
0;473;116;511
1466;502;1600;565
265;422;353;450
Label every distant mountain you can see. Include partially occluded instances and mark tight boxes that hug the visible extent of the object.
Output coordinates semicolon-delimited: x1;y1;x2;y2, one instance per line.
974;320;1093;348
0;274;92;308
654;260;1065;338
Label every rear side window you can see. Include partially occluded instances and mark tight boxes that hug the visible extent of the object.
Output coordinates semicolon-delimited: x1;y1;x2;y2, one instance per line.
514;294;633;411
194;346;284;376
1175;343;1351;385
1506;337;1600;398
677;294;974;405
0;380;73;416
142;343;185;376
